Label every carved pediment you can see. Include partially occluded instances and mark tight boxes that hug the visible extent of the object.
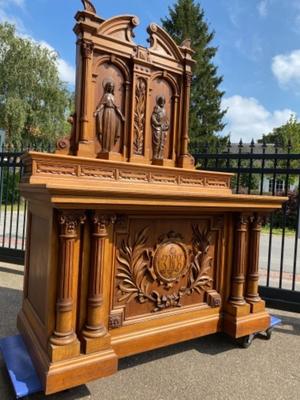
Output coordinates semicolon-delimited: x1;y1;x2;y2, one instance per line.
147;23;183;61
98;15;140;44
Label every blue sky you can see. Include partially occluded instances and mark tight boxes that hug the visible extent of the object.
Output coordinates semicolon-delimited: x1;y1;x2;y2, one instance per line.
1;0;300;142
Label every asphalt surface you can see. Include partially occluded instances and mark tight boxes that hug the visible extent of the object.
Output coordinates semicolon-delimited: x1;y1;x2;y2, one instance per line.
0;262;299;400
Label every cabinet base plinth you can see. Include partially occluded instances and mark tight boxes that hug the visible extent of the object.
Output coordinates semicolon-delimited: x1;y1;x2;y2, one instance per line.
223;311;270;339
81;333;112;354
247;299;265;313
17;309;118;395
45;349;118;395
224;302;251;317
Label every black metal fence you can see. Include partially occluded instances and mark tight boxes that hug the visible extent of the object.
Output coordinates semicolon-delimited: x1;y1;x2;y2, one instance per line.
0;142;299;311
191;140;300;311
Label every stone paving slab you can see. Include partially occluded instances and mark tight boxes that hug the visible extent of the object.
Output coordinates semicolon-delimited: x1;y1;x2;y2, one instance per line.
0;262;299;400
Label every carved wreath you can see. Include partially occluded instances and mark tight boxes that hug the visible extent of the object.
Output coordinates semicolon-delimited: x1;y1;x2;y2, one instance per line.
116;225;213;312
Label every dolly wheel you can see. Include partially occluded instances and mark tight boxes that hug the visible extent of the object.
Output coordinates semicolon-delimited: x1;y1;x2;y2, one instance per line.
266;327;273;340
238;334;255;348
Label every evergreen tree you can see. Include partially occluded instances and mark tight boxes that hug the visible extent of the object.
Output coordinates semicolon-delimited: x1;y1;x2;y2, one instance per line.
161;0;228;151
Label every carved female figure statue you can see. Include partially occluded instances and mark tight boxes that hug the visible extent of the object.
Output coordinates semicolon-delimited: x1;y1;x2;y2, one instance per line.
151;95;169;160
94;79;125;152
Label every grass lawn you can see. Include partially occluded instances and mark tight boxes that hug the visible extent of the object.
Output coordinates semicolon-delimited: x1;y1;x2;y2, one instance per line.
261;225;296;236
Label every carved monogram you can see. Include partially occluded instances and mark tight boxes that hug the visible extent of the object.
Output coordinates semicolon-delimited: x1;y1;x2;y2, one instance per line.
134;78;147;155
116;225;213;312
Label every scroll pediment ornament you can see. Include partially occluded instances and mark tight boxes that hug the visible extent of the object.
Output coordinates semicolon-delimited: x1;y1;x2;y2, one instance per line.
116;225;214;312
81;0;97;14
98;15;140;44
94;79;125;152
147;23;183;61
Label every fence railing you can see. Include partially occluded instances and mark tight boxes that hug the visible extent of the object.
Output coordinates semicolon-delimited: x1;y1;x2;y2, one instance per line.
0;142;299;311
191;141;300;311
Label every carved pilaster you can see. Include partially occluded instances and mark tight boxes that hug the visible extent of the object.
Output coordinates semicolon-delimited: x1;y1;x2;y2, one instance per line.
78;40;94;148
177;73;194;169
82;214;116;345
229;214;248;306
246;215;263;304
50;212;85;347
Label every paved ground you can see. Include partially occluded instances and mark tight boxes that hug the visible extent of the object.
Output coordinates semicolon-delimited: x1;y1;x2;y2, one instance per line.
0;263;299;400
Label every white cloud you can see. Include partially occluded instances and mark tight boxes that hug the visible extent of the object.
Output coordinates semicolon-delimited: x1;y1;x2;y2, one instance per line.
56;58;75;85
257;0;268;17
28;39;75;86
0;0;25;8
222;95;294;142
272;49;300;87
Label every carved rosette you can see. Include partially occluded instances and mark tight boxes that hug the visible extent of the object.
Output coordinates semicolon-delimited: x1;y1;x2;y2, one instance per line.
116;225;214;315
133;78;147;155
50;212;86;346
82;214;116;339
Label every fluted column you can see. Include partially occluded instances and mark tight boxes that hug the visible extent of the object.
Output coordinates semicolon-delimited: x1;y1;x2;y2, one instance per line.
50;212;85;346
246;215;263;303
79;40;93;144
229;214;249;306
82;214;116;342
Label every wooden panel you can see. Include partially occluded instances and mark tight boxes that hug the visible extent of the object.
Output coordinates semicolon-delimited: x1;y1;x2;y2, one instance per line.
111;214;223;324
27;214;50;324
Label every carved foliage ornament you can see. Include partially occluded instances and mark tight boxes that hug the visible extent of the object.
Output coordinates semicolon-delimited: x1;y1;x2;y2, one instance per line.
59;213;86;236
133;78;147;155
81;0;97;14
116;225;213;312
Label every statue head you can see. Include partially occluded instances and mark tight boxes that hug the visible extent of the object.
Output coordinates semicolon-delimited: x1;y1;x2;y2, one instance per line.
104;80;115;94
156;95;166;108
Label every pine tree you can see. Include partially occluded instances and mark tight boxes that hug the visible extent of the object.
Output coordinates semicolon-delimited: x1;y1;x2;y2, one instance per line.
161;0;227;151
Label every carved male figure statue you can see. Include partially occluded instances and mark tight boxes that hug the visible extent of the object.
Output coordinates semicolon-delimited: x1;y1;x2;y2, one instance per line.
94;80;125;153
151;95;169;160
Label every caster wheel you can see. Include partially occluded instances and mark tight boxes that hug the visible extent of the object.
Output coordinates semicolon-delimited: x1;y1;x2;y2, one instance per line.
238;334;255;348
266;327;273;340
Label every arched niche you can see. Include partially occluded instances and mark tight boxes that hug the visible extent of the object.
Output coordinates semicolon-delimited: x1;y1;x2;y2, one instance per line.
149;73;179;162
93;56;130;157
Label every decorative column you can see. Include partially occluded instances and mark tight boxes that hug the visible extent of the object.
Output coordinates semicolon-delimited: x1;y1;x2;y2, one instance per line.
177;72;194;169
246;214;265;312
229;214;249;307
77;39;94;157
50;212;85;358
82;214;116;353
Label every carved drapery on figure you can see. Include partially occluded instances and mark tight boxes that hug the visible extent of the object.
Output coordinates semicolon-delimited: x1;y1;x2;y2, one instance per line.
151;96;169;160
94;79;125;153
116;225;214;313
134;78;147;155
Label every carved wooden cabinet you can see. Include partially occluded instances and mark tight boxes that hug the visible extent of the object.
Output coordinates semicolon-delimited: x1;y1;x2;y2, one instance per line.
18;2;286;395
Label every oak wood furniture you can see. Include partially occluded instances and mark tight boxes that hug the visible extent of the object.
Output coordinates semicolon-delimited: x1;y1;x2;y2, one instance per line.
18;1;286;395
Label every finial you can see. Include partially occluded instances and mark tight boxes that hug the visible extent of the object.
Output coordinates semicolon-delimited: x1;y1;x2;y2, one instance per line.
81;0;97;14
181;39;192;49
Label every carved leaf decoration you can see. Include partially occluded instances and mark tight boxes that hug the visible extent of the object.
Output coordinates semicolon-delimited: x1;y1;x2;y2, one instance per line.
116;224;215;312
134;79;147;155
117;226;151;304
